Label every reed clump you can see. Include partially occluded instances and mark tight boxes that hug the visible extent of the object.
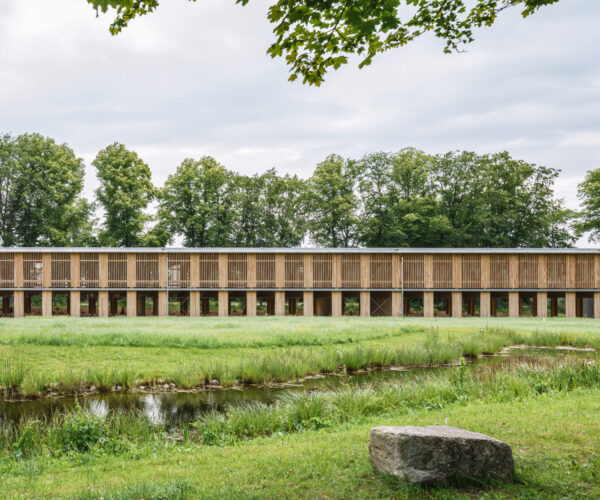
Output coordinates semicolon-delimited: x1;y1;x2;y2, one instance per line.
2;358;599;458
2;326;598;399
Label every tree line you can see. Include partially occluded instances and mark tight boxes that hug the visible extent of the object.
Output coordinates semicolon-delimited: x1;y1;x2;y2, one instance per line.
1;132;598;249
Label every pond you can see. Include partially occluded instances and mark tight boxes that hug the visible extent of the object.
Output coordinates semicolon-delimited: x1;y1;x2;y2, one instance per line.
0;347;596;427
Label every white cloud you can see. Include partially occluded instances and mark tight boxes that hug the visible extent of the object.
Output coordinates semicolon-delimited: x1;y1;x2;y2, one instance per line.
0;0;599;224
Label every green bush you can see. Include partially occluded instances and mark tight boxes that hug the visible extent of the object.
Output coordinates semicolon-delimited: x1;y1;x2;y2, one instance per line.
61;408;108;453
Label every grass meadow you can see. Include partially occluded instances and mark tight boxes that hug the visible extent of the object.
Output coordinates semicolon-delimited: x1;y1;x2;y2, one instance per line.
2;316;600;397
1;316;600;498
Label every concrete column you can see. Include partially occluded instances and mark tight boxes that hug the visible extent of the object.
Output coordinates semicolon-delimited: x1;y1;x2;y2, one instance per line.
537;292;547;318
98;291;109;317
158;291;168;316
360;291;370;317
452;291;462;318
391;291;402;317
594;292;600;319
480;292;490;317
565;292;576;318
218;291;228;317
246;291;257;316
14;291;24;318
42;290;52;316
423;291;434;318
189;291;200;316
126;291;137;317
70;291;80;317
303;291;314;317
331;291;342;317
508;291;519;318
274;291;285;316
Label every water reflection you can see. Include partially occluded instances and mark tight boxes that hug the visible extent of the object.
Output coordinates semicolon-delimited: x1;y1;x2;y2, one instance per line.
0;347;595;427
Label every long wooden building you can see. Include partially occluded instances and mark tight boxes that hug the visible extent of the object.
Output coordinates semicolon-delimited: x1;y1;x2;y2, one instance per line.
0;248;598;318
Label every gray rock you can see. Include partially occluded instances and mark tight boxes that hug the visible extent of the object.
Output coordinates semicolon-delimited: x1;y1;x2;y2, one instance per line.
369;425;514;486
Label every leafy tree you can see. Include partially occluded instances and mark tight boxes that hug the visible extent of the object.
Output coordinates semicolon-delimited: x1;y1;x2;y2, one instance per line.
431;151;574;247
93;142;156;246
306;154;359;247
87;0;560;85
233;173;268;247
158;157;238;246
257;169;307;247
357;149;451;247
576;168;600;243
0;133;95;246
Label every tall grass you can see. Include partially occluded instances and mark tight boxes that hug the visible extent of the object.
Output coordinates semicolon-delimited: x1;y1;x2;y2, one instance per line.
2;326;598;398
192;359;600;445
2;359;599;459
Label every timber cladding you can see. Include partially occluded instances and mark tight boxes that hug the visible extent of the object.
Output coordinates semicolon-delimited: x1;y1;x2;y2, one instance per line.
0;248;597;291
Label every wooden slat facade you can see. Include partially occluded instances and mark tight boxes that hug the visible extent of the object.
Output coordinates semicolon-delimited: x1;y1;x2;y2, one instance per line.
341;254;360;288
23;253;42;288
0;250;596;292
0;253;14;288
313;253;332;288
228;253;247;288
108;254;127;288
1;248;599;318
199;253;219;288
403;254;424;289
80;253;99;288
461;254;480;289
370;254;392;288
168;253;190;288
51;253;71;288
256;254;275;288
285;253;304;288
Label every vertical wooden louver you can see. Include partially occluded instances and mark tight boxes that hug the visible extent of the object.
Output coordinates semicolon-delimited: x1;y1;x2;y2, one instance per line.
80;253;99;288
256;254;275;288
313;254;332;288
285;254;304;288
341;254;360;288
23;253;43;288
228;254;247;288
403;254;424;289
198;253;218;288
461;254;480;289
136;254;159;288
576;254;594;289
547;254;566;289
370;254;392;288
51;253;71;288
518;254;538;289
108;254;127;288
168;254;190;288
0;253;14;288
490;255;509;288
433;254;452;288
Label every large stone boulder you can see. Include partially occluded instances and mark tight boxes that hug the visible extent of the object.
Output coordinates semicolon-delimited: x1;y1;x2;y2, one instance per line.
369;425;514;486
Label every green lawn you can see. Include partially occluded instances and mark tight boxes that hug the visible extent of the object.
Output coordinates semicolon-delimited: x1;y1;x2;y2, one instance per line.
2;388;599;499
2;317;600;498
3;316;600;397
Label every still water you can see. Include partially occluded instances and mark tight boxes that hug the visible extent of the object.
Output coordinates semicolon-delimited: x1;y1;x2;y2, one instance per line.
0;347;596;427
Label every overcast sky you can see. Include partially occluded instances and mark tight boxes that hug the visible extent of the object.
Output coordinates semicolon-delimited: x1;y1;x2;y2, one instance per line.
1;0;599;244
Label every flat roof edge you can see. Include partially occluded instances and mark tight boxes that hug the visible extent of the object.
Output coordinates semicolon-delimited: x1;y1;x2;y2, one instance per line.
0;247;597;254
